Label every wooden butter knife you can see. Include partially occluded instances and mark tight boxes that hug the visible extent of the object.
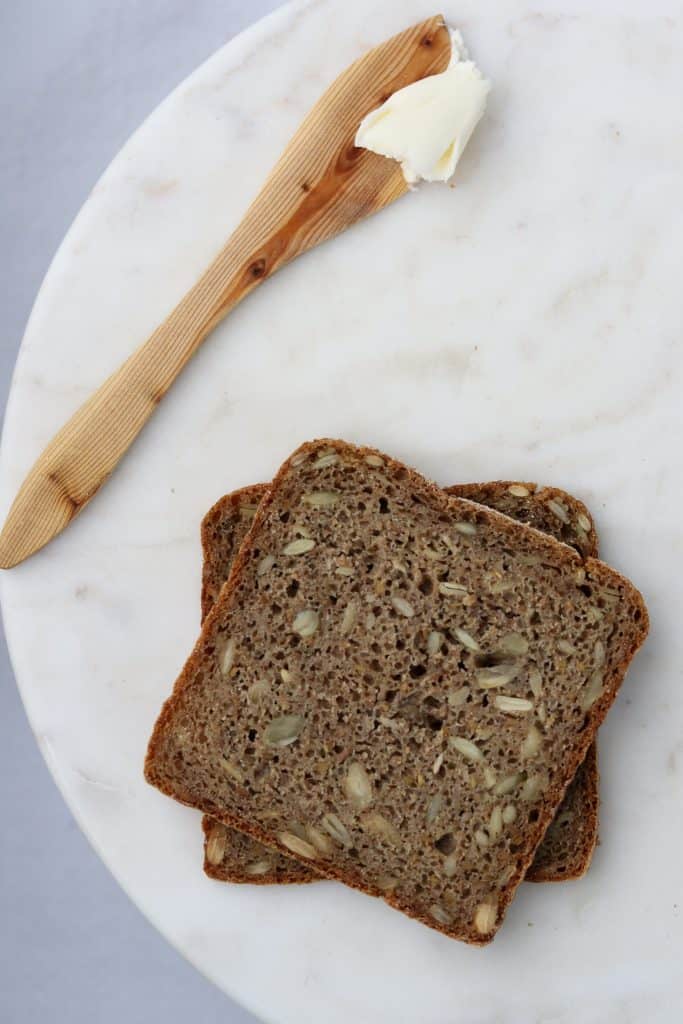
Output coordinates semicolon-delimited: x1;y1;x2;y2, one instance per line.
0;15;451;568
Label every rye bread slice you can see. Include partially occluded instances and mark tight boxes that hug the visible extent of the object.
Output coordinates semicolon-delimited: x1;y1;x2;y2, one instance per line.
145;440;648;944
200;481;600;885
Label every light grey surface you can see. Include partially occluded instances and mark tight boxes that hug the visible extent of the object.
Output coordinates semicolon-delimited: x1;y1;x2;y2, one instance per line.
0;3;283;1021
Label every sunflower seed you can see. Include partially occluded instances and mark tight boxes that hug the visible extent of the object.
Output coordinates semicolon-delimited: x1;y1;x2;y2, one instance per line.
476;664;520;689
263;714;304;747
220;757;245;784
314;452;339;468
391;595;415;617
284;538;316;556
305;825;335;856
431;752;444;775
483;767;497;789
577;513;592;532
360;811;400;845
443;852;459;878
521;724;543;758
430;904;452;925
557;639;576;656
438;581;467;597
278;832;318;859
280;668;293;684
474;902;498;934
247;680;269;703
245;859;272;876
321;812;352;848
502;804;517;824
508;484;531;497
427;630;443;655
335;565;354;577
376;874;398;891
594;640;606;667
581;669;604;711
488;805;503;839
474;829;489;848
497;864;516;888
521;774;544;801
454;522;477;536
547;499;570;524
206;827;227;865
220;639;236;676
529;668;543;697
302;491;339;507
340;601;358;635
426;792;443;824
453;628;480;652
365;454;384;467
498;632;529;656
494;695;533;715
292;609;319;637
344;762;373;810
448;686;469;709
257;554;275;576
449;737;483;762
493;772;523;796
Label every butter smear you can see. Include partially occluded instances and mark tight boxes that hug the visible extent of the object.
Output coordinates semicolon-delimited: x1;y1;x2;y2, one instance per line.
355;30;490;185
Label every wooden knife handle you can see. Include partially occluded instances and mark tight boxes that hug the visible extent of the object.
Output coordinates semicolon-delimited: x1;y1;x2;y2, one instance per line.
0;15;450;567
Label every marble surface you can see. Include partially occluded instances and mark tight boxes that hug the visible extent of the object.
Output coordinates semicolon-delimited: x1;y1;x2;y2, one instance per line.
0;0;681;1021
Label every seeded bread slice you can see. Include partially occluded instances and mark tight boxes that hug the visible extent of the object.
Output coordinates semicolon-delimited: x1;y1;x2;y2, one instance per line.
146;440;648;945
200;481;600;884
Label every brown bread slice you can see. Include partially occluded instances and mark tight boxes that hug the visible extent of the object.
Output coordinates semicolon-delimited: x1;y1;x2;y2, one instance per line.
145;440;648;944
199;481;600;884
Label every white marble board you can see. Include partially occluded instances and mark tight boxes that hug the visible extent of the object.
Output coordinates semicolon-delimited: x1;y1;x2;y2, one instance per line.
1;1;681;1021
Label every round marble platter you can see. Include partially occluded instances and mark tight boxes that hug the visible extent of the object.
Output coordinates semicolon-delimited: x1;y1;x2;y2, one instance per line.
1;0;681;1021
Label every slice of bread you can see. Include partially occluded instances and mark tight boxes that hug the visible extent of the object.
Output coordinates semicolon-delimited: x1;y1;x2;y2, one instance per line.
146;440;647;944
199;480;600;884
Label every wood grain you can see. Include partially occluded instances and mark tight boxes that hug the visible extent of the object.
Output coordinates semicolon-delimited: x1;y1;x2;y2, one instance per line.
0;16;451;568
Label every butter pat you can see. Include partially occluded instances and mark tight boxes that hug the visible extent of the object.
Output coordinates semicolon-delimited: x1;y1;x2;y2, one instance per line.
355;30;490;185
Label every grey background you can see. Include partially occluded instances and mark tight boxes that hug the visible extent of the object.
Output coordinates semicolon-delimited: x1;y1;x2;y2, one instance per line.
0;3;285;1021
